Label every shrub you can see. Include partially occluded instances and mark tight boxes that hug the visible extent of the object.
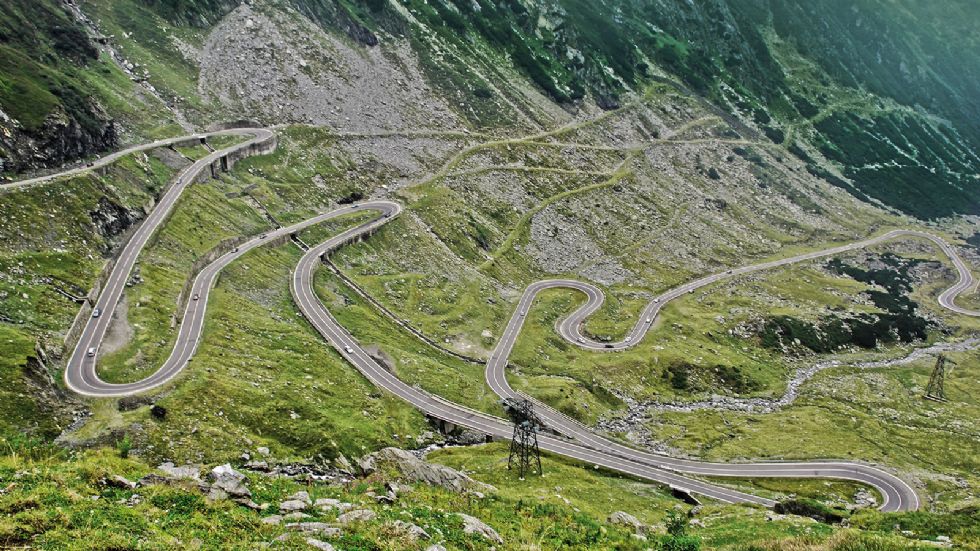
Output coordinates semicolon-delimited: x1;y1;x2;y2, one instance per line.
116;435;132;459
658;535;702;551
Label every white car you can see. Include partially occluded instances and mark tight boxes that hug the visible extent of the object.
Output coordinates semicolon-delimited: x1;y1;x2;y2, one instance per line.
92;308;101;318
87;347;96;357
193;294;199;301
625;336;632;342
646;317;652;324
344;345;354;354
577;337;584;344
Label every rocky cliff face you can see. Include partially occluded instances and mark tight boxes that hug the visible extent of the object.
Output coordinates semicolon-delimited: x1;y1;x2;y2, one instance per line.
0;105;117;175
0;0;119;174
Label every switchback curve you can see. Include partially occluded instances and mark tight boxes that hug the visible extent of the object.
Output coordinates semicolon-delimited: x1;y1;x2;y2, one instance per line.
37;131;973;510
486;230;976;513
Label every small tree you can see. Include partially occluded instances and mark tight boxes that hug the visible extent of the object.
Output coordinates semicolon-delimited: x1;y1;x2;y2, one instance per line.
665;509;687;536
660;509;701;551
117;435;132;459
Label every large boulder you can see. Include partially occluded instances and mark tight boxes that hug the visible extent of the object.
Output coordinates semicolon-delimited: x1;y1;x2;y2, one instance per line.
608;511;644;533
358;448;495;494
207;464;252;499
390;520;430;542
457;513;503;544
156;462;203;481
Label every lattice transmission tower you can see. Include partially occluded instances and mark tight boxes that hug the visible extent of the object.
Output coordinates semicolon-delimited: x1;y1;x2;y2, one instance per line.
503;398;542;479
924;354;954;402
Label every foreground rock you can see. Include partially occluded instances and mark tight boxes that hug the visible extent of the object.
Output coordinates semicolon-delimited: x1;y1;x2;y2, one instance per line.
285;522;341;538
305;539;334;551
358;448;495;494
337;509;377;525
457;513;503;544
208;464;252;500
608;511;644;533
390;520;430;542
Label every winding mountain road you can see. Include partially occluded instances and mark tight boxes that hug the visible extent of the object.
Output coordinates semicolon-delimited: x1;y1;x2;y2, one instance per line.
484;229;978;514
63;128;275;395
1;128;273;192
27;130;977;512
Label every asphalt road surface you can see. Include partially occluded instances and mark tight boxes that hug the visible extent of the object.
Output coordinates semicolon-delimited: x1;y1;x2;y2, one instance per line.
484;227;980;513
62;128;275;395
0;128;272;192
23;130;977;511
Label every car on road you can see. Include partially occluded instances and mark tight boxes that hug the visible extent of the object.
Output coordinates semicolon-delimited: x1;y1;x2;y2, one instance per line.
646;317;652;324
344;345;354;354
520;310;527;316
233;247;239;253
654;298;660;303
604;344;614;349
625;336;632;342
577;337;584;343
87;347;96;357
92;308;101;318
192;294;199;301
260;234;267;239
727;269;733;274
688;289;694;294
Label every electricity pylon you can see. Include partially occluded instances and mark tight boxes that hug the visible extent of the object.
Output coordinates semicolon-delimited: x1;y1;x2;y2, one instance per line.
503;398;542;479
924;354;953;402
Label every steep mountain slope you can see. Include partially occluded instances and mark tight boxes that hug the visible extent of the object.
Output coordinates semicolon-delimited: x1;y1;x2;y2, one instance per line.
0;0;116;172
5;0;975;220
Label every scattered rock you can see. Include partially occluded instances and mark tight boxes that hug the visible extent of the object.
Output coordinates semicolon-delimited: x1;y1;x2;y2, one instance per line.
336;509;377;524
235;498;263;510
208;464;251;499
257;447;271;456
157;462;202;481
245;460;270;471
334;454;354;474
285;522;342;538
390;520;429;541
315;498;354;512
305;538;334;550
608;511;643;533
457;513;503;544
105;475;136;490
280;499;309;513
262;515;283;525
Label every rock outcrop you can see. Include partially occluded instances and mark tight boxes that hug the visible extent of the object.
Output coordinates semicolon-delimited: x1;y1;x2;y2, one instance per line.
457;513;503;544
358;447;495;494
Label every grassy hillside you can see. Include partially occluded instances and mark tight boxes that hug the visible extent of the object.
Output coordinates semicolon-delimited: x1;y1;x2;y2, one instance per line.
3;442;974;550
